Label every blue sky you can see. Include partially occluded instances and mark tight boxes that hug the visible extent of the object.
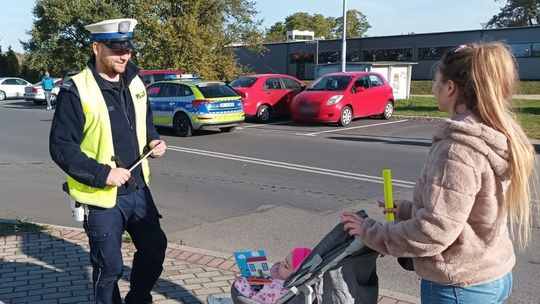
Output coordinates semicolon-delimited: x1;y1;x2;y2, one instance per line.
1;0;503;53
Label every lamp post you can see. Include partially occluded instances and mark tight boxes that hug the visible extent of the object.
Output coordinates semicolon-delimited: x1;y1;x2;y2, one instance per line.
306;39;319;79
341;0;347;72
306;40;319;67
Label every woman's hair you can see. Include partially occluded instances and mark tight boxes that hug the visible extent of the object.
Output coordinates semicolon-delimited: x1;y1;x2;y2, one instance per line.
435;41;537;249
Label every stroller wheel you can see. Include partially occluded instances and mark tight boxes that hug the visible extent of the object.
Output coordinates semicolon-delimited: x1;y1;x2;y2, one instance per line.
207;294;233;304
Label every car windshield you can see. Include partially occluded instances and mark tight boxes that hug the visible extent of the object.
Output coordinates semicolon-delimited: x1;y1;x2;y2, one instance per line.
198;85;240;98
307;75;353;91
229;77;257;88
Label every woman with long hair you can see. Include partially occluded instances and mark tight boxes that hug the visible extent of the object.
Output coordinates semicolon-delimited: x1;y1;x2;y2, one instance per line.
341;42;537;303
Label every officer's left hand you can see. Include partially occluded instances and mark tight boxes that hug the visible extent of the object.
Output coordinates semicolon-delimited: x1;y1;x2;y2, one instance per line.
149;139;166;158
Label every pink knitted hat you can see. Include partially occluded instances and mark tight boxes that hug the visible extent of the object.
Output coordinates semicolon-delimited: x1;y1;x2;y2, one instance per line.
290;247;312;270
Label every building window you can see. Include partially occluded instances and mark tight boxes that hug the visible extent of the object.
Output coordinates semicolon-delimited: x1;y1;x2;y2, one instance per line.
347;51;360;62
509;43;531;57
290;52;314;63
531;43;540;57
363;48;413;61
319;51;341;63
418;46;455;60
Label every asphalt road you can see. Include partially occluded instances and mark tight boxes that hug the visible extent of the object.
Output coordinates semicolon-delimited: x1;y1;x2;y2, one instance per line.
1;99;539;303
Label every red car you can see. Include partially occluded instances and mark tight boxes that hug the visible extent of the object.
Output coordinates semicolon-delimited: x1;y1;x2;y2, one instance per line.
229;74;305;122
290;72;394;126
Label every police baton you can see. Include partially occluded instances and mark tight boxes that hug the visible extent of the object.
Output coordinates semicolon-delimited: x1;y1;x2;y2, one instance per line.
128;141;163;172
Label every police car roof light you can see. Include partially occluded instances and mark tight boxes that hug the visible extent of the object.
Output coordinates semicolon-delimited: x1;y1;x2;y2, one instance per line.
180;73;199;79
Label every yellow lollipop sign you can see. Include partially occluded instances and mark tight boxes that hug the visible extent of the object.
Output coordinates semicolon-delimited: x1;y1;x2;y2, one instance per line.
382;169;395;222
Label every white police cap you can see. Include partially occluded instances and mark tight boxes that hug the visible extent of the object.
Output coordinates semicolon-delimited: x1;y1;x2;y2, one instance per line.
85;18;137;50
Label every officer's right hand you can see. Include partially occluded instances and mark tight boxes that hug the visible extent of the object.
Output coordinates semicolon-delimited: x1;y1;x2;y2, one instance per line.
106;168;131;187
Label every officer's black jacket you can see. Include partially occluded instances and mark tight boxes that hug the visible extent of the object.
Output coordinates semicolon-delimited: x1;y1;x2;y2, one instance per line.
49;57;160;195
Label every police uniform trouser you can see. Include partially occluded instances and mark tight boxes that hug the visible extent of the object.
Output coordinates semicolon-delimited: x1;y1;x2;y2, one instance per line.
83;187;167;304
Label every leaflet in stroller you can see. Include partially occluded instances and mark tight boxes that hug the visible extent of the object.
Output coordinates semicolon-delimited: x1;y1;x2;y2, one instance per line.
231;210;379;304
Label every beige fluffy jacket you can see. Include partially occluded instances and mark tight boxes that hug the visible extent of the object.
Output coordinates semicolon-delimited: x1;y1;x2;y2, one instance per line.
361;113;515;286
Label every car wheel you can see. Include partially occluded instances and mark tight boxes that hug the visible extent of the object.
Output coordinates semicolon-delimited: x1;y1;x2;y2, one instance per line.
219;126;236;133
0;91;5;101
382;101;394;119
172;112;193;137
338;106;353;127
256;105;271;122
51;93;58;105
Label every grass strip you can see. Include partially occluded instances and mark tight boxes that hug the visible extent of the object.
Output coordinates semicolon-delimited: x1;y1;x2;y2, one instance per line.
396;97;540;139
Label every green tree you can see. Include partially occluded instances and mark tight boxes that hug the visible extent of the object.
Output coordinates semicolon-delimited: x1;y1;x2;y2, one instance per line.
23;0;263;80
310;14;336;40
22;0;120;76
120;0;263;80
4;47;20;76
265;22;287;42
0;46;6;76
484;0;540;28
284;12;334;39
334;9;371;38
264;10;370;42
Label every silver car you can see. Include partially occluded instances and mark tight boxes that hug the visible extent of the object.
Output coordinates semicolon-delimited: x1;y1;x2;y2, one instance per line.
0;77;32;101
24;78;62;105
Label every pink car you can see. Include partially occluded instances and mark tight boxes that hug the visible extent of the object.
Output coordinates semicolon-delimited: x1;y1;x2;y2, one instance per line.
290;72;394;126
229;74;305;122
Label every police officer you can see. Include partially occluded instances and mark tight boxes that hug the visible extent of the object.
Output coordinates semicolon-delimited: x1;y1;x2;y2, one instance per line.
50;18;167;304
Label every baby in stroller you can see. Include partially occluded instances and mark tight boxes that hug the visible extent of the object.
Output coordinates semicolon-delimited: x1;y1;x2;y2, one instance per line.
208;210;379;304
208;247;312;304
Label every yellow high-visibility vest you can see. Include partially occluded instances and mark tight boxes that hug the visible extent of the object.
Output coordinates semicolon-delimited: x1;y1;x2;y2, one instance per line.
67;68;150;208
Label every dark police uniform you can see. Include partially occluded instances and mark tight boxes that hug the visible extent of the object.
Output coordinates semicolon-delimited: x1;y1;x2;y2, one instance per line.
49;19;166;304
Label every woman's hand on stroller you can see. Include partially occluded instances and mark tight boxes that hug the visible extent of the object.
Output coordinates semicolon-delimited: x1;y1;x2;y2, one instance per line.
340;211;365;236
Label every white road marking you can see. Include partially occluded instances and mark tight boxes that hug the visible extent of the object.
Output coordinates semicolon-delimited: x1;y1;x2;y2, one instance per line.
238;120;293;129
295;119;410;136
167;145;415;188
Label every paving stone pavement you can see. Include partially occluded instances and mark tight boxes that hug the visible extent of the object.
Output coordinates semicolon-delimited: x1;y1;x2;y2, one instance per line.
0;226;418;304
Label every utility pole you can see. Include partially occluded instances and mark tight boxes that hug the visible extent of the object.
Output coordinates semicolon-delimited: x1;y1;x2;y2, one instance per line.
305;39;319;79
341;0;347;72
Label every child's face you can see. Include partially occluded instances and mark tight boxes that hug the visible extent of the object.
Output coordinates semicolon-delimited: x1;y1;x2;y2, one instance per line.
278;252;294;279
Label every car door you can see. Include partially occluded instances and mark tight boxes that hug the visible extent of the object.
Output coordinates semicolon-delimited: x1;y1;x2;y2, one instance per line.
3;78;21;98
175;83;195;113
14;79;30;97
263;78;288;114
280;77;304;114
147;83;168;125
365;74;388;116
351;75;377;117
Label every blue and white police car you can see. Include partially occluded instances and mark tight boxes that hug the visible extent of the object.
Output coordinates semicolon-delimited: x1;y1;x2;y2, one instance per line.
147;76;245;137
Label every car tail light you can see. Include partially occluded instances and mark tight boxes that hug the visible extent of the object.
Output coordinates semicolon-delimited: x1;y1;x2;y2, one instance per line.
238;91;248;99
192;99;211;108
32;87;39;93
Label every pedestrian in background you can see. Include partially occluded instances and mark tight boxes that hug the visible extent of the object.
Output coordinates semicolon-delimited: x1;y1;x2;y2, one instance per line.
41;70;54;110
341;42;537;304
49;18;167;304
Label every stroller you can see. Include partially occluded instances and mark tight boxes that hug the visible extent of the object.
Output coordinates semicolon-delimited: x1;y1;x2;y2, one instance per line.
218;210;379;304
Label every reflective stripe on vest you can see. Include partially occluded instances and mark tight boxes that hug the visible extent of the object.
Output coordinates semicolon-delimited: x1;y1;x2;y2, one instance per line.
68;68;150;208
